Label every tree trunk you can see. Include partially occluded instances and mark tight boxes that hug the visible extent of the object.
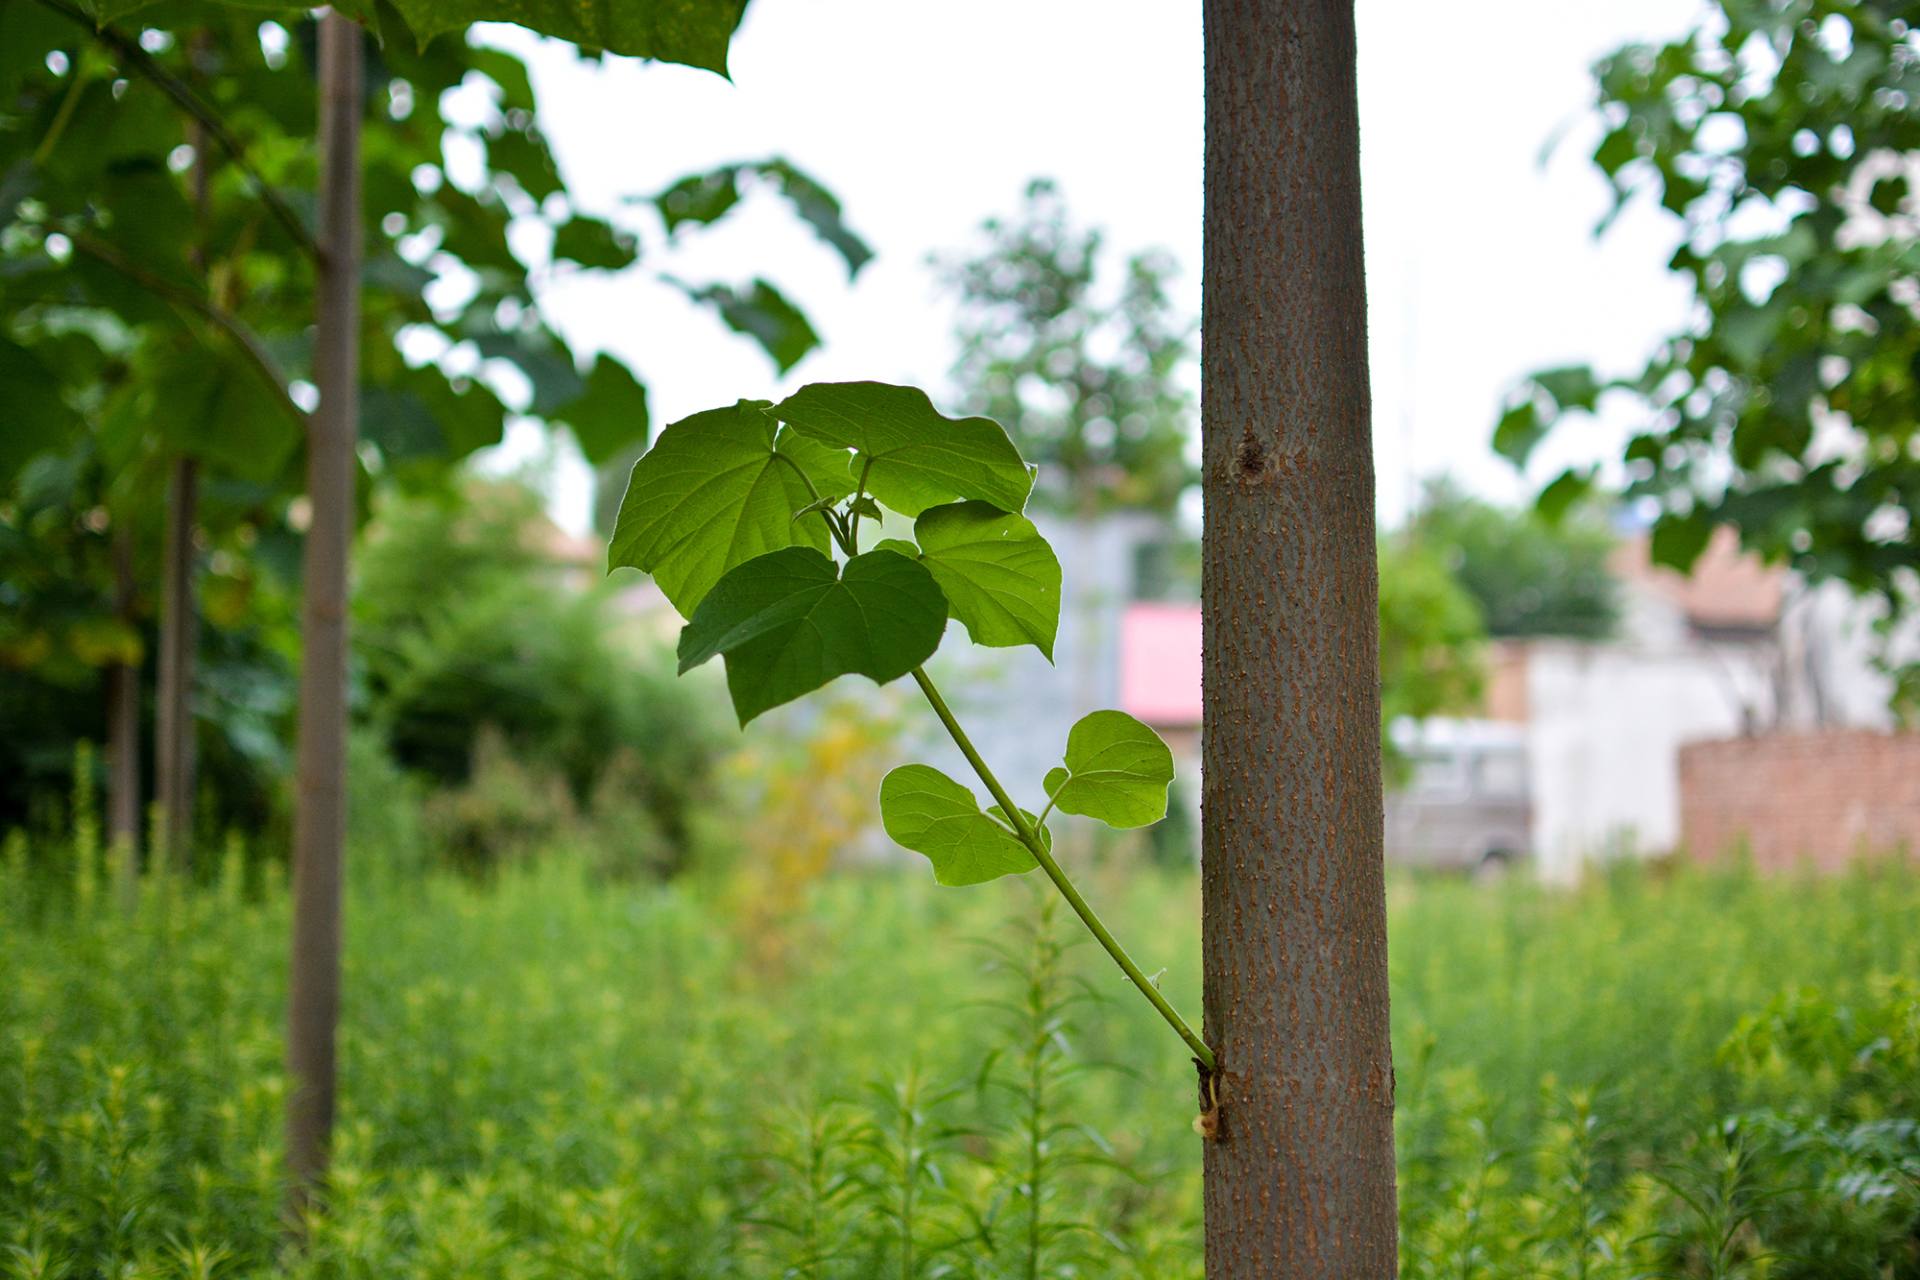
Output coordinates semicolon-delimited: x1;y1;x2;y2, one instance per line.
285;7;361;1223
1199;1;1398;1276
106;531;140;852
155;456;198;868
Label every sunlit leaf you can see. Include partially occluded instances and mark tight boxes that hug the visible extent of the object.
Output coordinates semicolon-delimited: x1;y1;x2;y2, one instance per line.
606;400;846;617
774;382;1034;517
879;764;1041;886
1042;711;1174;829
913;501;1060;658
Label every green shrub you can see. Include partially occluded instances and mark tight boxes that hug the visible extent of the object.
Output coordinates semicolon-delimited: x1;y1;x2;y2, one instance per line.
354;481;727;876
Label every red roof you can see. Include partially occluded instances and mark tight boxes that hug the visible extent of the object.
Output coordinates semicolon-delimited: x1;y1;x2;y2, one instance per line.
1121;603;1203;728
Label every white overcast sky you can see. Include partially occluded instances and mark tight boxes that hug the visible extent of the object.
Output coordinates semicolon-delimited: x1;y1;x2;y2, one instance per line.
486;1;1704;534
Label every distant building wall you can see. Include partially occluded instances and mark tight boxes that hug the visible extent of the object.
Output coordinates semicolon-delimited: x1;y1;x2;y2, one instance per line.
1520;639;1776;881
1679;732;1920;871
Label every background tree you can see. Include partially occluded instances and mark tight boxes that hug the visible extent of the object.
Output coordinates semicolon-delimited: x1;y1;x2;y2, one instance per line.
0;7;862;844
1377;535;1487;731
2;0;850;1209
1201;0;1398;1273
1407;478;1620;641
937;178;1195;516
1497;0;1920;709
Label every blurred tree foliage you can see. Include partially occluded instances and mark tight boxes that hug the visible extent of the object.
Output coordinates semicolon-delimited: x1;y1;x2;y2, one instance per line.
0;6;861;837
355;481;727;877
936;179;1195;516
355;479;726;865
1377;536;1488;733
1408;479;1620;640
1498;0;1919;704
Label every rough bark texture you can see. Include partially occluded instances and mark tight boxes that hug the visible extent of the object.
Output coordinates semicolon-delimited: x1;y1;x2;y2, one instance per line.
155;456;198;867
106;531;140;852
285;8;361;1220
1199;1;1398;1275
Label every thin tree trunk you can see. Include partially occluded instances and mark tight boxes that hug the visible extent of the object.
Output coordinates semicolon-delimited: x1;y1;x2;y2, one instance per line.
106;531;141;852
285;7;361;1223
155;456;198;868
1199;1;1398;1275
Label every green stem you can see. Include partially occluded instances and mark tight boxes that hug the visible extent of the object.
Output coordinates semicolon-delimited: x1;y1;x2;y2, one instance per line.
784;468;1212;1072
847;454;874;553
909;668;1215;1071
33;62;88;166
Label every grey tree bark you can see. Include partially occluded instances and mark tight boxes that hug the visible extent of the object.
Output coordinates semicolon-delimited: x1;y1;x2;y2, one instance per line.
285;7;361;1222
106;530;140;852
155;457;197;867
1199;1;1398;1275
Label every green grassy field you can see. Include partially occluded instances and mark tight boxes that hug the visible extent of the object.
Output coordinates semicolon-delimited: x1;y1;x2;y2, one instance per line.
3;828;1917;1279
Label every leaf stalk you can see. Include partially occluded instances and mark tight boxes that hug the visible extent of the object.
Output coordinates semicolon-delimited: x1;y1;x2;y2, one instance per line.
908;668;1214;1072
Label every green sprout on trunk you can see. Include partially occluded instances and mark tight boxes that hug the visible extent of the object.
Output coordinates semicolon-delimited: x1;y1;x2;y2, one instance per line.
607;380;1214;1074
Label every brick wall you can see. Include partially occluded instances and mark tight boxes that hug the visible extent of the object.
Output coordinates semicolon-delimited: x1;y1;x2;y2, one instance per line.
1679;731;1920;871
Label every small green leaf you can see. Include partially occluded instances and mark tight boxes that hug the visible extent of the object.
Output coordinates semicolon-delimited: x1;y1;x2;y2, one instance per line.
1044;711;1175;829
1650;510;1715;572
678;547;948;724
552;217;638;271
880;764;1040;886
1532;365;1603;412
754;159;874;277
774;382;1035;517
1493;399;1547;466
914;501;1061;659
872;538;921;558
607;401;841;617
1535;467;1594;524
849;496;884;521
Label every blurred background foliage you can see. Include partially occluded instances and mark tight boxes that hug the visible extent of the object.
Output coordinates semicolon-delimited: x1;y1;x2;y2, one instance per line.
1500;0;1920;707
937;178;1196;517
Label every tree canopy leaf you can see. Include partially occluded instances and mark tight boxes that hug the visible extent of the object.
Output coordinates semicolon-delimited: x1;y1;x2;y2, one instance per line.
110;0;755;73
912;501;1060;659
677;547;948;724
557;355;649;464
1042;710;1174;829
774;382;1034;517
879;763;1041;886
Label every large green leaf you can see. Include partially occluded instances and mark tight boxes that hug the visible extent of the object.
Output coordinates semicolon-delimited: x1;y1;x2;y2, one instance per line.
78;0;750;74
879;764;1042;887
1042;711;1175;829
774;382;1034;517
606;400;848;617
677;547;947;724
913;501;1060;659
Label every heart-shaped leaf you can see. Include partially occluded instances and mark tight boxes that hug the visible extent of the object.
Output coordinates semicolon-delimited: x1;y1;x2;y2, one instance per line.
1042;711;1175;829
606;400;852;618
678;547;948;725
774;382;1034;517
880;764;1044;886
914;501;1061;659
